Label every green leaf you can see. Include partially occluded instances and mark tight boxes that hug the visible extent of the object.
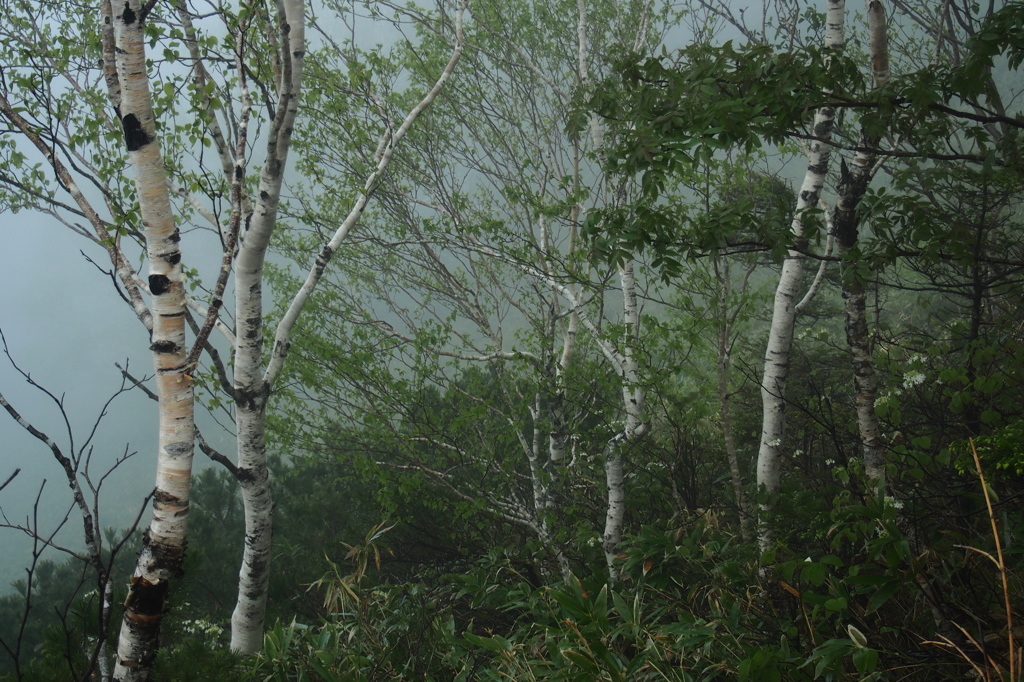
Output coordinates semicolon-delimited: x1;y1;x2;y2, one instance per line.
824;597;847;612
853;645;878;673
802;561;827;587
868;577;901;614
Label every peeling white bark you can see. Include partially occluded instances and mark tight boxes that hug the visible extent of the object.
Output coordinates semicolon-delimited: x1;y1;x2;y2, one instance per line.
574;0;647;579
109;0;195;678
602;261;645;580
229;0;305;655
836;0;890;488
756;0;844;552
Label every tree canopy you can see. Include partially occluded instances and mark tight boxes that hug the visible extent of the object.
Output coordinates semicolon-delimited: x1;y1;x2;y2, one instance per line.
1;0;1024;680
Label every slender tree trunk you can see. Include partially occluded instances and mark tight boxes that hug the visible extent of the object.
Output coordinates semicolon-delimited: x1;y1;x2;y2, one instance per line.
528;391;572;579
756;0;844;551
229;0;305;655
835;0;889;489
578;0;650;577
229;400;274;653
538;207;578;580
234;0;466;651
602;260;645;580
603;437;627;575
110;1;195;678
715;256;752;539
99;577;114;681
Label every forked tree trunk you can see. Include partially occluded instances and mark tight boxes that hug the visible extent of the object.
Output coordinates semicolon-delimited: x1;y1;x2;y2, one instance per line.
251;0;465;650
756;0;844;551
111;0;195;678
229;0;306;654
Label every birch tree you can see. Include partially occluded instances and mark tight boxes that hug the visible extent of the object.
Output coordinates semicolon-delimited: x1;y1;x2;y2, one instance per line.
0;0;466;672
0;0;202;673
753;0;844;549
271;0;676;580
585;0;1024;553
103;2;200;675
833;0;889;488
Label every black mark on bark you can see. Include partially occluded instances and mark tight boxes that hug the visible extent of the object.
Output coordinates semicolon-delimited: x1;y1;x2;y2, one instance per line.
150;340;177;353
122;1;137;25
122;113;151;151
149;274;171;295
164;441;191;456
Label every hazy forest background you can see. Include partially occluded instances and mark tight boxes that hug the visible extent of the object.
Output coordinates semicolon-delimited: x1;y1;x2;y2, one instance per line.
1;0;1023;679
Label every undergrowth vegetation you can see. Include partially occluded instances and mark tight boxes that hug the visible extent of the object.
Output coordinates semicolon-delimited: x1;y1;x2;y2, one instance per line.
238;458;1021;681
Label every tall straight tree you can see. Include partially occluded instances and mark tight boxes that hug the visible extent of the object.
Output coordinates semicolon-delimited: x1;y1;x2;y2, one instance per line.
106;1;197;676
223;0;306;654
232;0;466;653
833;0;890;488
754;0;844;548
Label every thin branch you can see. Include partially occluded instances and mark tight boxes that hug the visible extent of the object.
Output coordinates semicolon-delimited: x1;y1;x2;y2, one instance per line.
265;0;468;387
115;363;158;402
196;427;239;477
0;469;20;494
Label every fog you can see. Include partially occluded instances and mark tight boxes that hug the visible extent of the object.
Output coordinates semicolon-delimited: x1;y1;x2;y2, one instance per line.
0;0;403;594
0;212;158;590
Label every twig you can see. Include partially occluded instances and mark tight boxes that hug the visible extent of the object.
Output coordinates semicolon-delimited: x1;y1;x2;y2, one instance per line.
0;469;20;493
971;438;1016;682
115;363;158;402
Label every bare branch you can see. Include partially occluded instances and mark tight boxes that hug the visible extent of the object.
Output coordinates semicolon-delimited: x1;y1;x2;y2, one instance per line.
0;469;20;494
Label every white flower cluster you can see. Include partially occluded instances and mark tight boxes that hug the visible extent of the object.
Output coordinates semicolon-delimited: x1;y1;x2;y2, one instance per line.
884;495;904;510
902;371;926;389
875;354;931;404
180;617;225;643
797;327;830;342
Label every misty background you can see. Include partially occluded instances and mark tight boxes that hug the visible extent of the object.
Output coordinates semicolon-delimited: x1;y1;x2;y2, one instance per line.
0;5;403;593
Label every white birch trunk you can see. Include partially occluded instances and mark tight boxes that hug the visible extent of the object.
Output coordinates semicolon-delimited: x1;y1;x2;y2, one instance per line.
574;0;647;580
756;0;844;551
99;578;114;680
229;0;465;652
110;1;195;678
835;0;890;488
472;241;647;579
602;261;645;580
525;394;572;578
229;0;305;655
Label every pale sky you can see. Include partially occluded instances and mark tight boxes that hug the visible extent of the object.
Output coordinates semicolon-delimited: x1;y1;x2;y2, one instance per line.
0;211;160;589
